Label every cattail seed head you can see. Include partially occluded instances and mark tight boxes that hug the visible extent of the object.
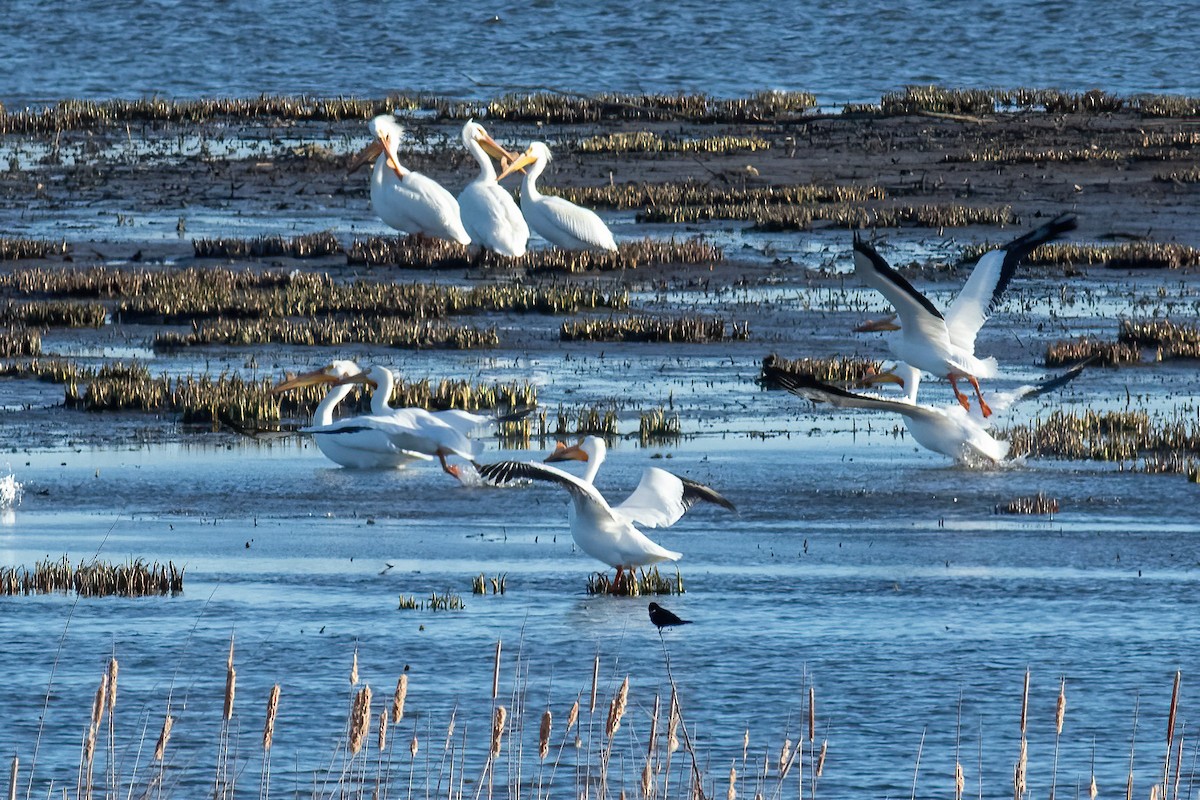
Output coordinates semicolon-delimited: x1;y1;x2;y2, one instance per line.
742;730;749;762
224;664;236;721
641;758;654;799
91;671;109;729
566;699;579;733
490;705;507;759
263;684;280;751
727;765;736;800
410;734;419;758
84;726;96;765
1089;774;1097;799
648;695;660;755
1055;678;1066;735
154;715;173;762
349;685;372;755
377;710;387;752
392;675;408;724
350;650;359;687
538;709;552;760
1019;669;1030;735
106;658;118;715
816;740;828;778
667;691;680;754
778;739;793;779
955;761;964;800
606;677;630;739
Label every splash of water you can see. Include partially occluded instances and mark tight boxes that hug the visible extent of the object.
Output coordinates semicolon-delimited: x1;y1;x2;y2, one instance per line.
0;471;23;510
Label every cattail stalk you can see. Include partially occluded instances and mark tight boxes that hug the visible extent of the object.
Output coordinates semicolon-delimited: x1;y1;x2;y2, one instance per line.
106;658;118;716
727;765;736;800
377;711;388;752
492;641;501;700
224;640;236;721
538;709;552;760
349;685;372;756
350;649;359;687
154;715;173;762
263;685;280;751
590;654;600;714
490;705;507;759
392;674;408;724
606;677;629;739
566;699;579;734
1165;671;1181;797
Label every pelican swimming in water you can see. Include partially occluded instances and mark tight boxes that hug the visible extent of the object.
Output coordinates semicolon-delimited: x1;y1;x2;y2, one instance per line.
478;438;735;581
457;121;529;257
271;361;432;469
496;142;617;252
314;364;488;477
764;361;1086;465
361;115;471;244
852;213;1077;417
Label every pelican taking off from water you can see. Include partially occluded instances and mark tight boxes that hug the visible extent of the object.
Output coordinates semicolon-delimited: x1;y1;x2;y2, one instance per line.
457;121;529;257
360;115;470;244
497;142;617;252
478;437;735;581
853;213;1077;417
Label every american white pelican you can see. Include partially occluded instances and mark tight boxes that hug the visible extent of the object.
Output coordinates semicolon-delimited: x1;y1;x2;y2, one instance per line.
766;362;1086;465
271;361;431;470
496;142;618;252
364;115;471;244
318;364;486;477
457;121;529;257
478;439;735;581
852;213;1077;416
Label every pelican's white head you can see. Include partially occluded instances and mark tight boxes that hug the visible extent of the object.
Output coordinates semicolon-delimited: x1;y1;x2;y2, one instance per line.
496;141;552;182
368;115;407;179
462;120;517;168
544;435;607;464
271;359;361;394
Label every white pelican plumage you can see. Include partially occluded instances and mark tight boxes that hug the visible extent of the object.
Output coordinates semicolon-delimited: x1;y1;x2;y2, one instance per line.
457;121;529;257
479;438;735;581
765;362;1086;465
496;142;618;252
365;115;471;244
271;361;431;470
852;213;1077;417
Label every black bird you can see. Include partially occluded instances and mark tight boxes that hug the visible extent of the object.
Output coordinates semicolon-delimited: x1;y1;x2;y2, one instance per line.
648;602;691;629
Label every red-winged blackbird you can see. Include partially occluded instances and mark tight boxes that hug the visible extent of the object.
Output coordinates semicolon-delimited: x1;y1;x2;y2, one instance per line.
648;602;691;629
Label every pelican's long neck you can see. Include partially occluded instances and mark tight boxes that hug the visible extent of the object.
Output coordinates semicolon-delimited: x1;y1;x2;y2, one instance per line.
314;384;356;427
521;159;545;201
582;447;604;485
467;138;498;183
370;370;396;415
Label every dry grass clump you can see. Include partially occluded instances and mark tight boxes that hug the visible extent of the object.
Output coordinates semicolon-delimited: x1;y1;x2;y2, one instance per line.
471;573;508;595
0;555;184;596
759;354;883;386
587;566;683;596
2;300;107;328
68;362;168;412
1044;338;1141;367
1002;408;1200;469
639;407;682;444
193;232;342;259
0;326;41;357
0;95;411;134
397;592;466;611
476;90;817;123
549;180;885;210
0;238;69;260
540;404;621;438
561;315;749;343
1155;167;1200;183
994;493;1060;515
154;317;499;350
958;241;1200;270
640;201;1015;230
944;145;1127;164
877;86;1131;116
576;132;771;155
1119;319;1200;358
1135;94;1200;117
348;235;722;272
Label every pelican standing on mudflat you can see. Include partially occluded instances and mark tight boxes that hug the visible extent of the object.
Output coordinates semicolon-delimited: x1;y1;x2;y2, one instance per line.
457;121;529;257
497;142;618;252
852;213;1077;416
271;361;431;470
478;440;735;581
358;115;471;244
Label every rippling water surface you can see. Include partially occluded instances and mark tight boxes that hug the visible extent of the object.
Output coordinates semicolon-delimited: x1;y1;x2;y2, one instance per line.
3;0;1197;105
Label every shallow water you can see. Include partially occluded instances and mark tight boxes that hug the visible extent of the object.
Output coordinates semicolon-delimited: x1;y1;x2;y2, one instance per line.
2;0;1197;105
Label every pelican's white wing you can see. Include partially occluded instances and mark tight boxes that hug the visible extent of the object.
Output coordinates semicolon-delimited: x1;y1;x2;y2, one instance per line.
459;183;529;257
853;236;955;355
945;213;1077;353
526;195;617;251
614;467;736;529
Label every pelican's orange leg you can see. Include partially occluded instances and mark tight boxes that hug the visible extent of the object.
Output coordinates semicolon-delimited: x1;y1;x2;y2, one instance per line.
948;375;971;411
967;375;992;418
613;566;625;593
437;450;461;478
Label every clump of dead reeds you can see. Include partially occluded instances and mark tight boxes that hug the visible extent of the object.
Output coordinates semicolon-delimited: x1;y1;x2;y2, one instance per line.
1119;319;1200;359
1002;408;1200;472
1044;338;1141;367
759;354;882;386
153;317;499;350
471;573;508;595
476;90;817;123
639;408;682;445
193;231;343;259
538;404;621;439
1;300;107;328
587;566;683;596
640;201;1016;231
0;326;40;357
397;592;466;611
549;179;885;210
576;131;771;155
0;237;68;260
994;493;1060;515
960;241;1200;270
0;555;184;596
561;315;749;343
